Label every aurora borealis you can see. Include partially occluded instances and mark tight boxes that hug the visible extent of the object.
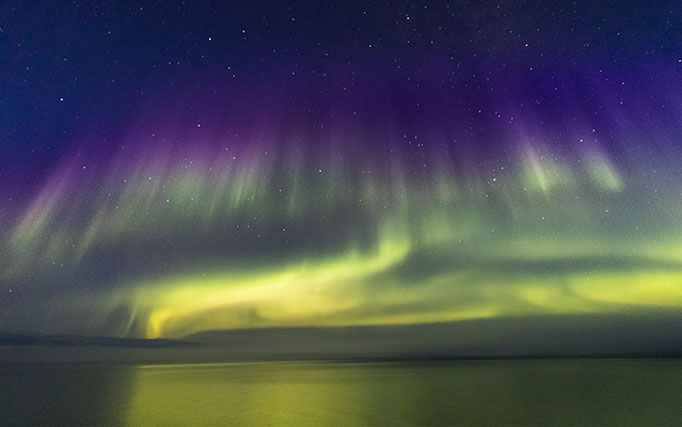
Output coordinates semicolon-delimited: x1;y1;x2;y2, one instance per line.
2;1;682;340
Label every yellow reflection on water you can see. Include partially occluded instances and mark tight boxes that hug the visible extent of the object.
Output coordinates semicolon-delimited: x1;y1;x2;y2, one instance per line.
124;360;682;426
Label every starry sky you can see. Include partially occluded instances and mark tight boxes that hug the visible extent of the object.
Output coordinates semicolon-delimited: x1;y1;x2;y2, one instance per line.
1;1;682;339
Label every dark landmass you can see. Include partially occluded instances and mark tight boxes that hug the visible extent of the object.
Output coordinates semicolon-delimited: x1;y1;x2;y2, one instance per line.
185;312;682;359
1;312;681;364
0;331;197;348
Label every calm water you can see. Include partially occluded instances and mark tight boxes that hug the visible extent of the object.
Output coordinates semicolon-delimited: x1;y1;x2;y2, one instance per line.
2;359;681;426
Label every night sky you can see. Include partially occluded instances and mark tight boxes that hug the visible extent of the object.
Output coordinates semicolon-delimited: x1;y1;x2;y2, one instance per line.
2;1;682;339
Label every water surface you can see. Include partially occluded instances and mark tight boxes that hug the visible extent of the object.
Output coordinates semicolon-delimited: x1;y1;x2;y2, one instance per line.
2;359;681;425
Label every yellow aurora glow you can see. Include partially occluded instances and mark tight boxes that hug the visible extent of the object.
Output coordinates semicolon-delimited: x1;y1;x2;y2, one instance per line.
112;235;682;338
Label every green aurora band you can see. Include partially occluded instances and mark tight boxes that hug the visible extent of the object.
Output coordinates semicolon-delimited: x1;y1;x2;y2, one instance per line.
3;127;682;338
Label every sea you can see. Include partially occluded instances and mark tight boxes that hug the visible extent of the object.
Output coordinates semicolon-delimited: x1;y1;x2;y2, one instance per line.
2;358;681;425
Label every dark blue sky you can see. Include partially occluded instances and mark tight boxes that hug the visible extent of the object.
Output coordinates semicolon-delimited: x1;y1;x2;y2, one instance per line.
2;1;680;176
